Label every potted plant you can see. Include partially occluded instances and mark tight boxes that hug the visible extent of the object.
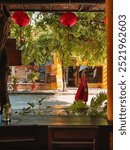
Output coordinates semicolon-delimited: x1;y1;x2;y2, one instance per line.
11;75;19;91
2;103;12;122
27;71;39;91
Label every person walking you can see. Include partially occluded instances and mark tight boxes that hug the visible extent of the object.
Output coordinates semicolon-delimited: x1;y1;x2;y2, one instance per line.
75;66;88;104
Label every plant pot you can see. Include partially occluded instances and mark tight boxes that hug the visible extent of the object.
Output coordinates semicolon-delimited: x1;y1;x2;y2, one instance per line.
2;106;12;122
12;84;18;91
31;83;37;92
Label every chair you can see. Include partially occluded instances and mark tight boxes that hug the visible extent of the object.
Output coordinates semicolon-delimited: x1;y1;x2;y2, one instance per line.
0;125;37;150
48;125;99;150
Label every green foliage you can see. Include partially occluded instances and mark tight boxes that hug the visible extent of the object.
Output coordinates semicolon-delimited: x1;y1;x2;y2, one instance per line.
90;91;107;109
2;103;12;121
3;103;11;113
27;71;39;82
67;92;107;116
68;100;89;115
10;11;106;66
37;12;106;66
9;12;43;65
11;75;19;84
9;12;32;50
87;92;107;116
20;97;46;115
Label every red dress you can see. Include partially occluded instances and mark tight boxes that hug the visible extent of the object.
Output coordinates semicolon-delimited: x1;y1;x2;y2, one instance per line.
75;76;88;103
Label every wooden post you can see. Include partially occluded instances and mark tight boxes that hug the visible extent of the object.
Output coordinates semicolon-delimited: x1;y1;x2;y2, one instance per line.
0;50;11;110
106;0;113;121
0;6;10;112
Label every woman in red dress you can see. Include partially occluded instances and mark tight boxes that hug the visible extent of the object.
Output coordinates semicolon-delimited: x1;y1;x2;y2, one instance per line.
75;66;88;104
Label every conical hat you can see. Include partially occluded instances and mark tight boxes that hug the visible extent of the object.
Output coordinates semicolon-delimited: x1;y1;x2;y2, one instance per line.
79;65;88;72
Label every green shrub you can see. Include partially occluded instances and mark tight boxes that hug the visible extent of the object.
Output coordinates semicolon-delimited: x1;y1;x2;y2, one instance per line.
68;100;89;115
88;91;107;116
67;92;107;116
27;71;39;83
11;75;19;84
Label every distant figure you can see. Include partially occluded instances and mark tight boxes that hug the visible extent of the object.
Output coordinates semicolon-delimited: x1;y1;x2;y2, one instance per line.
75;66;88;104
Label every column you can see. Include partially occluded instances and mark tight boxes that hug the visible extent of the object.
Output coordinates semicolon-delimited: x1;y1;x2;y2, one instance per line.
106;0;113;121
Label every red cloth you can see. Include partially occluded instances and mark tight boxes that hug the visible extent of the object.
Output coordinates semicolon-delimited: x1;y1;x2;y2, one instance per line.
75;76;88;103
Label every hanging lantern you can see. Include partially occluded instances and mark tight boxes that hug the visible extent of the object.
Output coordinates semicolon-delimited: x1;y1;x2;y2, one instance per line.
104;16;106;25
60;12;77;27
12;11;30;27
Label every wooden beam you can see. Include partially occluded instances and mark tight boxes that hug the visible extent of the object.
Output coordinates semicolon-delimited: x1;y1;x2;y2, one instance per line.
9;8;105;12
0;0;105;5
0;0;105;12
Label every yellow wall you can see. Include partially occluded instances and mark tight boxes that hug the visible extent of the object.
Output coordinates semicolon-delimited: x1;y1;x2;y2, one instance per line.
102;63;107;89
47;53;107;90
54;53;63;89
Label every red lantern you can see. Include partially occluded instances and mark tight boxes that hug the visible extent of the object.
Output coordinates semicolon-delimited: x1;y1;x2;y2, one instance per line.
12;11;30;27
60;12;77;27
104;16;106;25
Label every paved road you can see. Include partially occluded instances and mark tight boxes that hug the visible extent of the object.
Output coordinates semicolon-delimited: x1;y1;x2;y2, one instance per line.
9;87;107;110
